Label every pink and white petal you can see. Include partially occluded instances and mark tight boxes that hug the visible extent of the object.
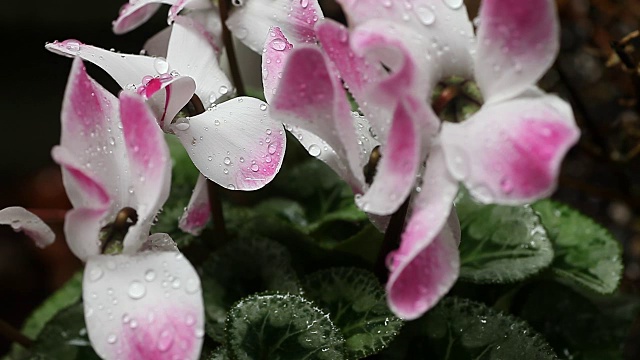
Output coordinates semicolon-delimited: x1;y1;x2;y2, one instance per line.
315;19;383;102
51;146;112;209
0;207;55;248
179;175;211;236
140;75;197;131
113;0;175;34
270;46;365;186
46;41;158;90
118;92;172;251
168;0;213;22
185;10;224;55
336;0;475;78
171;97;286;191
262;27;294;104
227;0;323;52
144;27;173;58
64;208;109;261
440;95;579;205
386;222;459;319
59;59;130;197
140;233;180;252
386;145;460;319
475;0;559;103
354;100;423;215
167;17;232;108
83;251;204;360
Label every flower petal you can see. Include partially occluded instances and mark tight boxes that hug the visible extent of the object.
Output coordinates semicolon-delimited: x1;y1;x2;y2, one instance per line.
270;45;366;188
112;0;173;34
64;208;108;261
171;97;286;191
386;145;460;319
0;207;55;248
475;0;559;103
168;16;232;108
261;26;294;104
118;92;172;251
179;175;210;236
227;0;323;52
168;0;213;22
441;95;579;204
144;27;173;57
143;75;197;131
83;250;204;360
355;99;425;215
46;40;157;89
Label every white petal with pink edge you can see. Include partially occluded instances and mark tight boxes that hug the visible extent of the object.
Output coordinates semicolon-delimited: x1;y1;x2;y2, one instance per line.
112;0;175;34
227;0;323;52
83;250;204;360
262;27;294;104
0;207;55;248
118;92;172;252
167;17;231;108
179;175;211;236
440;95;579;205
171;97;286;191
385;144;460;319
168;0;213;21
474;0;559;103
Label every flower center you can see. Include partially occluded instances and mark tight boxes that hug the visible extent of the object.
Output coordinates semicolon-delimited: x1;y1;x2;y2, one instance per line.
100;207;138;255
431;76;483;122
363;145;382;185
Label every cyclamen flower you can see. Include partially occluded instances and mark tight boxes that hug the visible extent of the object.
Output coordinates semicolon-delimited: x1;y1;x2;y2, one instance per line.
114;0;323;53
46;18;286;193
271;0;580;320
53;58;204;360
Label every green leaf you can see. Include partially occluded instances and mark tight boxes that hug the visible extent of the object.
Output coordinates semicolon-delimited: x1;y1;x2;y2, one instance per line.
419;297;557;360
225;294;345;360
200;236;300;342
532;200;623;294
455;190;554;283
518;282;640;360
29;303;99;360
332;225;384;265
202;347;230;360
301;268;403;359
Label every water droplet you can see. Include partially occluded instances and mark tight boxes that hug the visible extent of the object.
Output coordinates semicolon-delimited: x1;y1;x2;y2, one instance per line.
224;157;231;165
442;0;463;9
185;278;199;294
219;85;228;95
260;103;268;111
268;144;277;155
144;269;156;282
107;334;117;344
128;281;146;300
250;164;259;172
157;329;174;352
308;144;321;157
154;57;170;74
207;156;213;161
89;267;103;282
109;137;116;146
174;122;190;131
415;6;435;25
270;38;287;51
300;0;309;8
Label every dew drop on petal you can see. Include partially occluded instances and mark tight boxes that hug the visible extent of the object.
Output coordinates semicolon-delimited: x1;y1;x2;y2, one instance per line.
442;0;463;9
260;103;268;111
308;144;321;157
219;85;228;95
128;281;146;300
157;329;174;352
107;334;117;344
223;157;231;165
270;38;287;51
144;269;156;282
415;6;435;25
88;267;103;282
250;164;259;172
268;144;277;155
154;57;170;74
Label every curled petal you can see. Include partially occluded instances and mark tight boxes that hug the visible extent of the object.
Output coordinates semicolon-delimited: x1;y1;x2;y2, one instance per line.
270;46;365;187
179;175;211;236
119;92;172;251
171;97;286;191
0;207;55;248
262;27;294;104
144;27;172;58
168;17;232;108
83;250;204;360
441;95;579;204
112;0;173;34
51;147;111;209
355;99;425;216
168;0;213;22
227;0;323;52
475;0;559;103
386;145;460;319
144;75;197;131
64;208;108;262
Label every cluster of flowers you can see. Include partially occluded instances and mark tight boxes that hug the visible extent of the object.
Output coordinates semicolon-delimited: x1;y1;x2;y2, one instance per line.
0;0;579;359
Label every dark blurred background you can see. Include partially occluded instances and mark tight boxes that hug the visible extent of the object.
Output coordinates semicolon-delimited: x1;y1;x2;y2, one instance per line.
2;0;640;357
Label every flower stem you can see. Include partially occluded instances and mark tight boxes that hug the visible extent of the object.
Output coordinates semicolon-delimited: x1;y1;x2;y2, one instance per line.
207;181;227;242
218;0;246;96
374;198;411;283
0;319;32;349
